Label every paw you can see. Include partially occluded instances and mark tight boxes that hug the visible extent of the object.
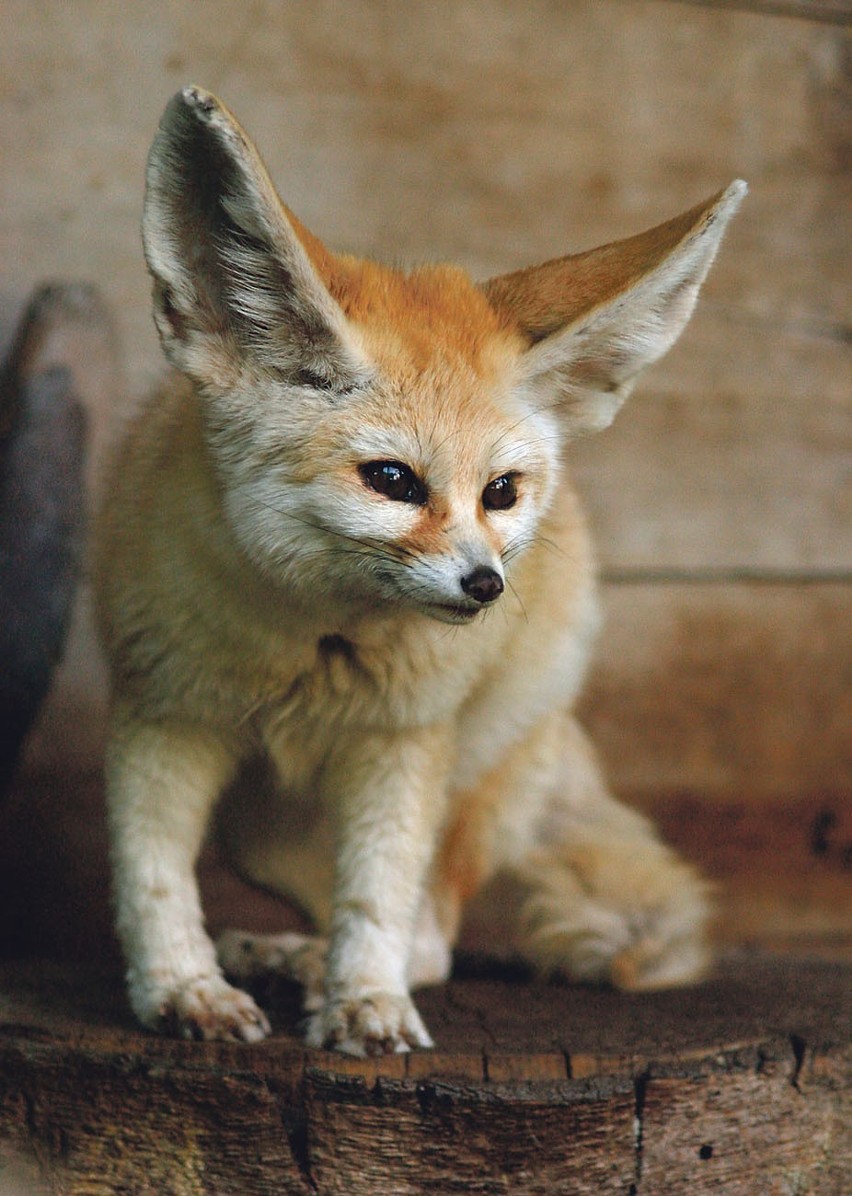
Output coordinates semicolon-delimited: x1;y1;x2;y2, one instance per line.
216;929;328;1012
305;991;434;1057
135;973;271;1043
609;930;711;992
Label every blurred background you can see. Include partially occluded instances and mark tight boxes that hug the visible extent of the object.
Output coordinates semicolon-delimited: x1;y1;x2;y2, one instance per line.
0;0;849;963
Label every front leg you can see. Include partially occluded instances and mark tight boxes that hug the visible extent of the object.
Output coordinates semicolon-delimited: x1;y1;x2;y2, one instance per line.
307;725;451;1057
106;708;270;1042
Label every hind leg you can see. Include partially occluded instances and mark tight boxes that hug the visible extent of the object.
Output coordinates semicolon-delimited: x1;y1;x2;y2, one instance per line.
216;878;454;1018
215;757;335;1014
441;712;711;990
218;851;456;1019
217;929;328;1011
507;716;712;989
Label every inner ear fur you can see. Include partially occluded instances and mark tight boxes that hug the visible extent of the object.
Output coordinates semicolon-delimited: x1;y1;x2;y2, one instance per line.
482;181;747;435
143;86;362;389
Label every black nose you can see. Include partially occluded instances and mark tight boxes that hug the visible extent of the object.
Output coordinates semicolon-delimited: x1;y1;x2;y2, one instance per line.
460;565;504;605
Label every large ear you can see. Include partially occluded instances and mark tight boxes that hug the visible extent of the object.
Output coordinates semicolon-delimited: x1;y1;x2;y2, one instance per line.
482;181;747;435
142;86;365;390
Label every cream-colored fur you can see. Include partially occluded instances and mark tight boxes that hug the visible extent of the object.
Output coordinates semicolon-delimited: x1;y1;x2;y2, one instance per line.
96;86;745;1055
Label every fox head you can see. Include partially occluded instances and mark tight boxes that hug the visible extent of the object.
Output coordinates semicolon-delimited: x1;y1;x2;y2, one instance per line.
143;87;745;623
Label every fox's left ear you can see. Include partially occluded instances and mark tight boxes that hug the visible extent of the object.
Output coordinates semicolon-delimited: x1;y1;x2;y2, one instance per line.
483;181;747;435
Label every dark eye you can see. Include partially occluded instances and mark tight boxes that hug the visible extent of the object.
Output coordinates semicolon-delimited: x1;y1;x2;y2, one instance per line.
482;473;518;511
359;460;427;504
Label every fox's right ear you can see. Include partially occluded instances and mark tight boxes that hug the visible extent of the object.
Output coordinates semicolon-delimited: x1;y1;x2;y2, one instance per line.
142;87;364;391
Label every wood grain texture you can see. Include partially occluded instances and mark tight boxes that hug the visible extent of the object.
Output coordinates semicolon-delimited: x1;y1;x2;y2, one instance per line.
580;581;851;800
639;1048;852;1195
569;325;851;571
0;956;848;1194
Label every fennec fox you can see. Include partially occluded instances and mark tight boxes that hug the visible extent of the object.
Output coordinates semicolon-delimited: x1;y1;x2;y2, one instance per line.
96;86;745;1055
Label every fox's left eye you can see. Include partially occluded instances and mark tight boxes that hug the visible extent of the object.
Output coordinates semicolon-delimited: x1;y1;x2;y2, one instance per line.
359;460;427;505
482;473;518;511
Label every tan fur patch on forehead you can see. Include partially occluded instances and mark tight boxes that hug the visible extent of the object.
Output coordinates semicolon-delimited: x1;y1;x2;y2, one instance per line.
285;208;521;375
342;259;520;376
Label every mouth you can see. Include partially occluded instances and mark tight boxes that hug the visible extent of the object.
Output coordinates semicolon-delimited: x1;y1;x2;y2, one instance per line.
422;602;482;625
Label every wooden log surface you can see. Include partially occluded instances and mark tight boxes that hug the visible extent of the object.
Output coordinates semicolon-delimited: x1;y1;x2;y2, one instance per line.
0;953;848;1194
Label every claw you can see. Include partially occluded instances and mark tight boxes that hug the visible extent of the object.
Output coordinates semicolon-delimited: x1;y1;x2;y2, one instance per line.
306;990;432;1057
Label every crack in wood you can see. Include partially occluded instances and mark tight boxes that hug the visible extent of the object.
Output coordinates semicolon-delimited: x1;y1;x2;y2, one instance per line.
789;1033;808;1092
669;0;852;27
283;1097;318;1194
630;1071;650;1194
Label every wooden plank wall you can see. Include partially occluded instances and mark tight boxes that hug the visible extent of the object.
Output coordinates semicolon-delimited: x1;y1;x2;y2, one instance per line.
1;1;848;812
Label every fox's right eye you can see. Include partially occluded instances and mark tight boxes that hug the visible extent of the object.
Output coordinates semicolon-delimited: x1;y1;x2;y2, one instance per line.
358;460;427;505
